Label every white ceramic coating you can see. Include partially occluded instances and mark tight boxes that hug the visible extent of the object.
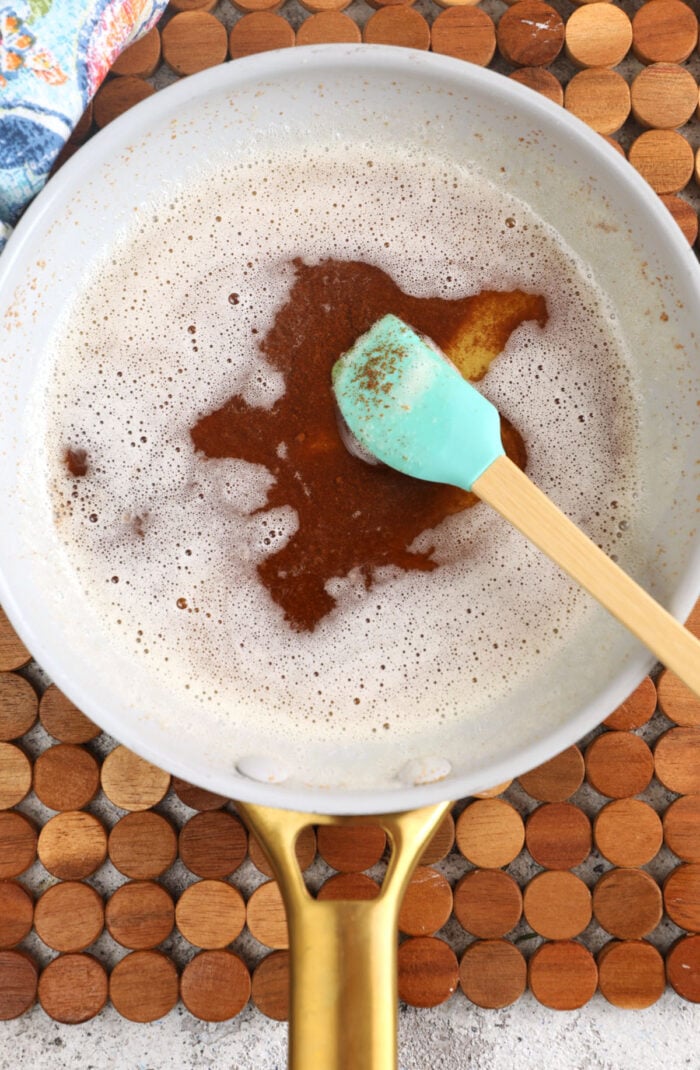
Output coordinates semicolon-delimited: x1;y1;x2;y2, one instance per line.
0;46;698;814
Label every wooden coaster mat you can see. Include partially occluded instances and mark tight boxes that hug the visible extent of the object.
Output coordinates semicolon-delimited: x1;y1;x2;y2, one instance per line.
1;601;699;1022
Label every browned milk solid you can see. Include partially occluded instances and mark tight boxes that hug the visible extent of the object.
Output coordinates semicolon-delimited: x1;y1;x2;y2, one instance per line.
37;144;641;742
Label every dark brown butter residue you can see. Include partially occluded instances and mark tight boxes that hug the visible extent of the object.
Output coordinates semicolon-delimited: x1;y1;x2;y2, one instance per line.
191;258;547;631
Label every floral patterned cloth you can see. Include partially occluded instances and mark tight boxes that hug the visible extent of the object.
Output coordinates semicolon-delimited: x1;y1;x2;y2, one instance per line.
0;0;167;250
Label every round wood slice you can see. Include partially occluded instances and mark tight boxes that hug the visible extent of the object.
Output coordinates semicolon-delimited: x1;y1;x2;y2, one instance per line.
38;811;106;880
230;0;283;11
38;953;108;1023
251;949;290;1021
525;802;591;870
93;77;155;129
0;743;31;810
497;2;564;67
472;780;512;800
585;731;654;798
659;194;698;245
453;870;522;938
179;811;247;878
246;880;288;949
631;64;698;130
0;882;33;949
431;8;496;66
398;867;453;936
523;871;592;940
664;863;700;932
180;949;251;1021
316;824;385;872
111;26;161;77
604;676;657;730
101;745;170;811
109;811;177;880
0;673;37;740
397;936;459;1008
105;881;175;950
228;13;295;58
593;798;663;867
175;879;246;948
0;607;31;672
362;7;430;49
39;685;100;744
162;11;228;75
171;777;228;812
528;940;598;1009
33;743;99;812
508;67;563;105
317;873;380;901
564;68;630;135
629;129;694;194
455;799;525;868
34;881;104;953
655;727;700;793
171;0;218;10
593;868;663;939
565;4;633;69
419;812;455;865
667;934;700;1002
657;667;700;726
0;812;37;879
664;794;700;862
249;825;316;877
0;950;37;1019
298;0;351;12
518;745;584;801
296;12;361;44
109;949;179;1022
459;940;526;1009
632;0;698;65
597;939;665;1008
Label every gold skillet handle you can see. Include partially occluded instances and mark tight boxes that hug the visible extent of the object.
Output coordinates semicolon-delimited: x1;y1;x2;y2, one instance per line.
237;800;451;1070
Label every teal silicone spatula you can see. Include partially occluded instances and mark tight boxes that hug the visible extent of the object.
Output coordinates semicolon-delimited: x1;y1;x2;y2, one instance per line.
332;314;700;697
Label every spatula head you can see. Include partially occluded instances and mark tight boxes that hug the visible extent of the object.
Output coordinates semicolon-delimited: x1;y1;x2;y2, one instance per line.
332;314;505;491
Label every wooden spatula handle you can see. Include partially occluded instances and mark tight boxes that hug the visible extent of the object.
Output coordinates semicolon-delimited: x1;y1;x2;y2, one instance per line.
473;455;700;697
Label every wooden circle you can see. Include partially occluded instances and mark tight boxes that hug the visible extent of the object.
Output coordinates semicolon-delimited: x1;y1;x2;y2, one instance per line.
564;69;630;135
594;798;663;867
632;0;698;65
0;673;38;740
525;803;591;870
529;941;597;1009
0;882;33;948
508;67;563;105
604;676;657;730
230;0;282;11
667;934;700;1002
179;811;247;878
111;26;161;77
0;607;30;671
296;11;361;44
170;0;218;10
664;794;700;862
246;880;288;949
298;0;351;12
34;881;104;953
397;936;459;1007
455;800;525;868
39;686;100;744
162;11;228;75
316;824;386;872
597;939;665;1008
317;873;381;901
629;130;694;194
518;745;584;802
585;731;654;798
171;777;227;812
109;950;179;1022
249;824;316;877
631;64;697;130
565;4;633;69
453;870;522;938
228;13;295;58
109;811;177;879
433;0;481;6
523;871;592;939
0;950;37;1019
33;744;99;812
38;953;108;1023
251;949;289;1021
101;745;170;811
430;8;496;66
659;194;698;245
593;868;663;938
472;780;513;800
176;880;246;948
664;864;700;932
93;77;155;129
0;743;31;810
106;881;175;950
180;950;251;1021
38;811;106;880
497;2;564;67
655;727;700;793
363;7;430;49
398;867;453;936
419;812;455;865
459;940;526;1009
0;812;37;879
657;667;700;726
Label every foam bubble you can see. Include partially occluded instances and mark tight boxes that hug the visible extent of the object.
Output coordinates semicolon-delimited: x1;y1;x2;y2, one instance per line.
38;143;641;744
